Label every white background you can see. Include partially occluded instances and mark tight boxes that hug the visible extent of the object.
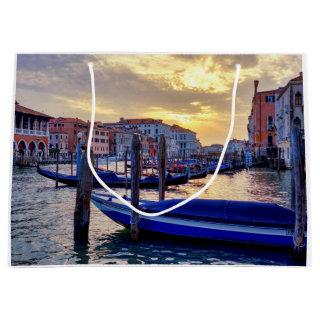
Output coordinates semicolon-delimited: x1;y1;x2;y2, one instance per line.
1;1;320;319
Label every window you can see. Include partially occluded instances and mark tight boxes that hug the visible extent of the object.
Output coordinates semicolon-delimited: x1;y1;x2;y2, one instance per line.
293;117;302;129
95;138;99;142
265;95;275;103
55;134;58;139
267;116;273;130
95;130;99;135
295;91;302;105
268;135;273;146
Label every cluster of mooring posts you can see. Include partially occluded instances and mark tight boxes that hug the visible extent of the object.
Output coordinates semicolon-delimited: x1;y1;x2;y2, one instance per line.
71;127;306;259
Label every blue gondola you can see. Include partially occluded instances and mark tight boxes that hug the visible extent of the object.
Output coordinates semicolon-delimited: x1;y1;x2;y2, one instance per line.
91;192;304;247
37;166;189;188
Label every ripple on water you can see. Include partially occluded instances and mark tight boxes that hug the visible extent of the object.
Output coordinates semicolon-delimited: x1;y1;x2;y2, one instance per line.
10;165;300;266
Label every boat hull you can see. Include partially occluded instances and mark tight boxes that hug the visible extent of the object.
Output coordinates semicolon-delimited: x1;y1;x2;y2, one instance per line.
91;194;298;247
37;166;189;188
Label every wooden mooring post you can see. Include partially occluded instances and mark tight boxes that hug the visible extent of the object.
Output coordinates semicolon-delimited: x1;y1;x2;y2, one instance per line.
130;134;141;240
95;154;99;169
55;149;60;188
158;134;167;201
70;152;73;176
74;146;93;242
291;118;306;258
106;154;109;170
124;148;128;190
115;154;118;173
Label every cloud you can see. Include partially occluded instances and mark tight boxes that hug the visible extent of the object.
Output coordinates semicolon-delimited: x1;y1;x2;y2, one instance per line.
15;54;302;145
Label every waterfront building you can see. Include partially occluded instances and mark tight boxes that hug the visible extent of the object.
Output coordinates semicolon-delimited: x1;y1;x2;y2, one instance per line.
248;80;282;157
112;129;134;158
170;124;198;158
202;144;223;157
226;139;246;159
147;136;158;157
275;72;304;168
110;128;156;158
91;122;110;157
49;117;88;154
104;118;172;144
49;131;69;158
196;139;202;154
103;118;199;156
14;101;52;159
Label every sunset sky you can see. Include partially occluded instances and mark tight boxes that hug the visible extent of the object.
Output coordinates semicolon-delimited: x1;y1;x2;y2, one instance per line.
15;54;302;145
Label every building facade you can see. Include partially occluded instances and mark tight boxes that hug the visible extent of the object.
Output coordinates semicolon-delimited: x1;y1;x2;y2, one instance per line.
49;117;88;154
170;124;198;158
247;80;282;157
275;72;304;168
14;101;52;159
49;131;69;158
91;122;110;156
103;118;199;156
226;139;246;160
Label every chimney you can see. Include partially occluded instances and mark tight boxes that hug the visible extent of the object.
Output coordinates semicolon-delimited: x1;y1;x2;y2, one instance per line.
300;72;303;77
120;117;124;122
254;80;259;96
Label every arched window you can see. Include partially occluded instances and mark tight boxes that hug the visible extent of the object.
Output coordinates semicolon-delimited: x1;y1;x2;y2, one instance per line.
267;116;273;130
295;91;302;105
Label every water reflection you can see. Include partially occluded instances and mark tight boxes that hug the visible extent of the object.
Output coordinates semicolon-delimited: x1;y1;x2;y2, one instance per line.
11;165;297;266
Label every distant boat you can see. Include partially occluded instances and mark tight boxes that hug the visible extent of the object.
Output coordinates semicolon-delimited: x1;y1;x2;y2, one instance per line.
91;193;303;247
207;163;230;174
188;169;207;180
37;166;189;188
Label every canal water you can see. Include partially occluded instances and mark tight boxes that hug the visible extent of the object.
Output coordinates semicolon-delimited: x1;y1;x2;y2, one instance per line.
10;163;303;266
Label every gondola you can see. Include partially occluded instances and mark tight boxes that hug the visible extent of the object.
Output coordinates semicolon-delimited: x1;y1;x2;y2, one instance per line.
188;169;207;180
207;163;230;174
37;166;189;188
91;192;303;247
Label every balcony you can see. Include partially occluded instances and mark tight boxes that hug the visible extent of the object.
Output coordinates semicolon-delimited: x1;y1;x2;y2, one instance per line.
15;128;48;137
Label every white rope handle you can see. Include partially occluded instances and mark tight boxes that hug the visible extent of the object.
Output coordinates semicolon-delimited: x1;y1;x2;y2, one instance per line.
87;62;241;217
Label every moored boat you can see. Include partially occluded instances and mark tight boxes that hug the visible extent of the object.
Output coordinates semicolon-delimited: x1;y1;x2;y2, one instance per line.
37;166;189;188
188;169;207;180
91;192;304;247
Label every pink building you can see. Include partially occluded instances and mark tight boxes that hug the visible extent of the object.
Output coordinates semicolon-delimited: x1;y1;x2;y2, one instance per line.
49;117;88;154
92;122;110;156
248;80;282;157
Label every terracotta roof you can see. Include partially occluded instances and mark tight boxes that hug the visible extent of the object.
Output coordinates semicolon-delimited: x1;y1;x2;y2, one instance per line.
15;101;52;119
171;124;195;134
49;117;88;125
118;118;163;125
277;72;303;100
